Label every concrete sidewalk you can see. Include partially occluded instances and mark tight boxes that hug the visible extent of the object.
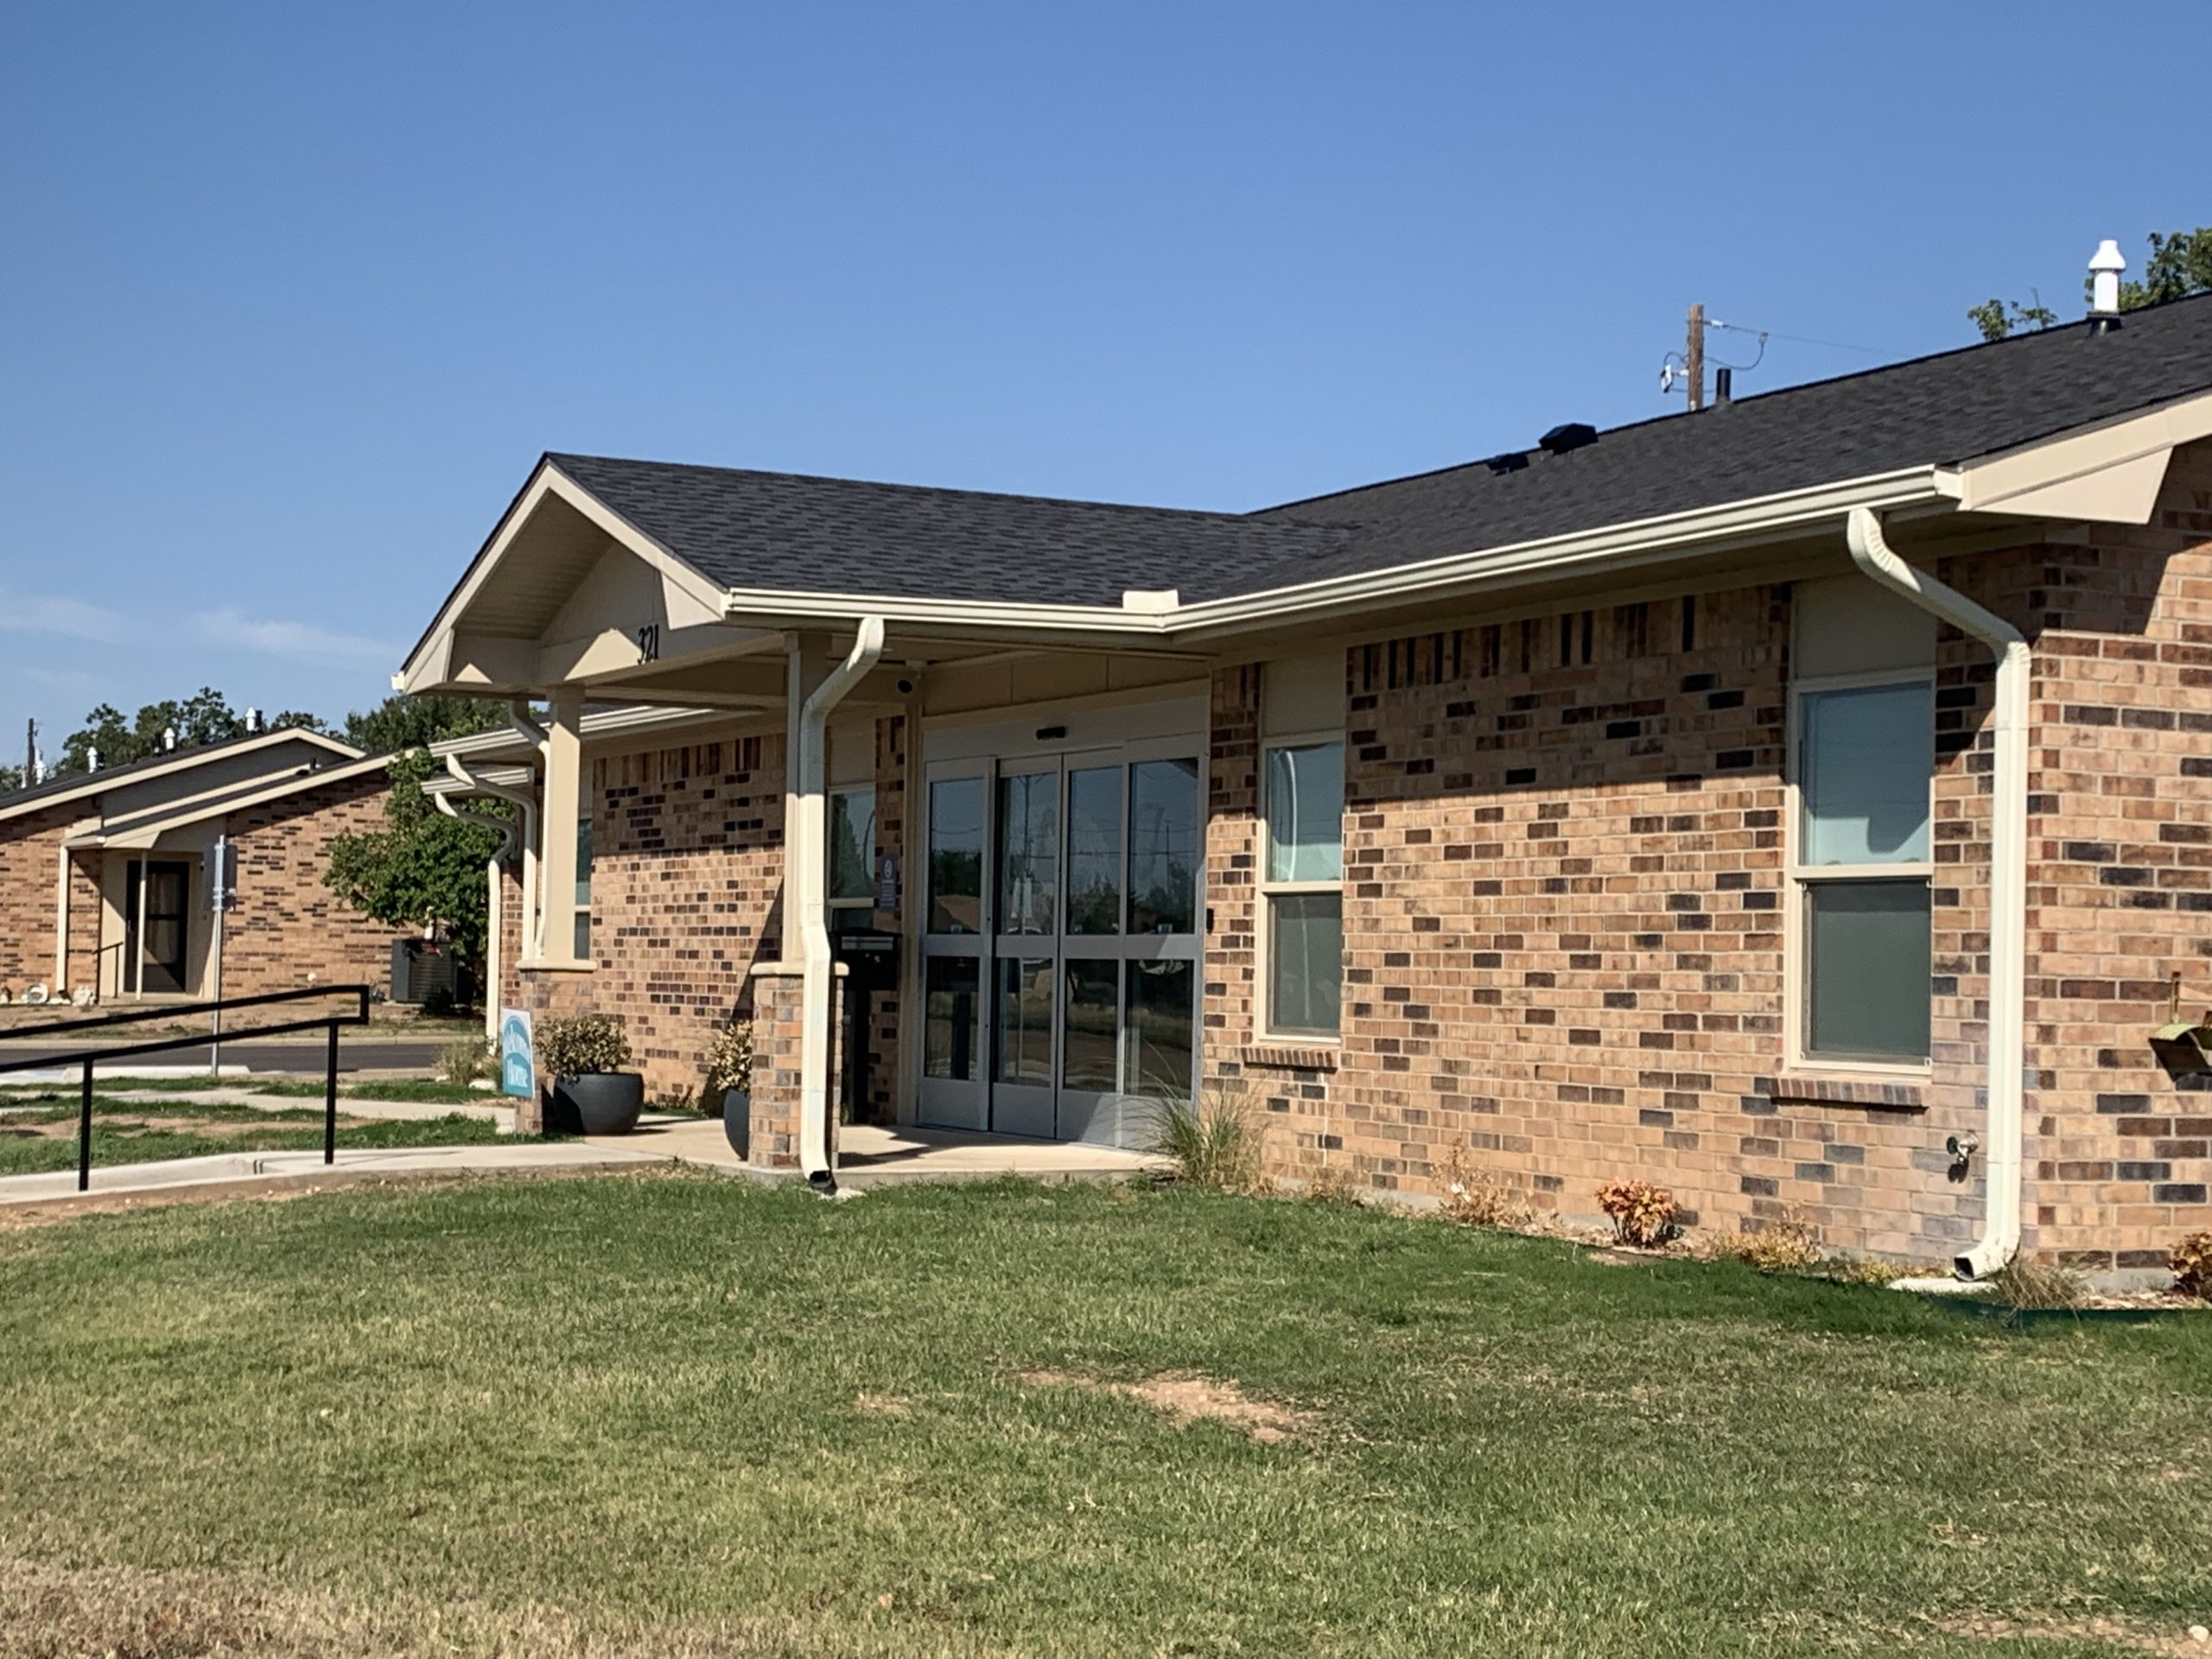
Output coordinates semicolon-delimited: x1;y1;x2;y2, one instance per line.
0;1140;667;1208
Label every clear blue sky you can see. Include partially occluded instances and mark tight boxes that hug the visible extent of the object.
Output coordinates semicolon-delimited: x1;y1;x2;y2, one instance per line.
2;2;2203;758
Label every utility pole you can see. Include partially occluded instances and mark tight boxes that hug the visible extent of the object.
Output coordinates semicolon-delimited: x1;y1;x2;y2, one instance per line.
1686;303;1707;412
24;719;35;780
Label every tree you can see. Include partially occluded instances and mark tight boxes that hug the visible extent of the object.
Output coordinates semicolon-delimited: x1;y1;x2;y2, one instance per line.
1971;226;2211;340
53;690;334;773
323;748;511;993
0;764;22;796
345;694;506;755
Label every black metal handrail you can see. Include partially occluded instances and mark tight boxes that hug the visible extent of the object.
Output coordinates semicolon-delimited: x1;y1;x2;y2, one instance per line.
0;985;371;1192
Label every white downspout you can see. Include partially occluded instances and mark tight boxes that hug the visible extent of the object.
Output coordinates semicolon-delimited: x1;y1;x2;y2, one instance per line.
1846;507;2028;1280
435;785;522;1043
450;750;541;959
794;618;886;1186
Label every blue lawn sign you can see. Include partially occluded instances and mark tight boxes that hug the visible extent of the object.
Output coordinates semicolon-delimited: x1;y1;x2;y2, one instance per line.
499;1009;535;1098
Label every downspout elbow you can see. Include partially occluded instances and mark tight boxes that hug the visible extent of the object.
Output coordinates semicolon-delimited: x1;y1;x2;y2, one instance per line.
1846;508;2028;1281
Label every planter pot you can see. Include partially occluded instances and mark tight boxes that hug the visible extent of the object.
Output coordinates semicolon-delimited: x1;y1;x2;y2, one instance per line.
546;1071;645;1135
721;1090;752;1160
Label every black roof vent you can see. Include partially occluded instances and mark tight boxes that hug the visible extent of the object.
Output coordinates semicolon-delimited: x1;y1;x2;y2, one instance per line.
1482;451;1529;475
1538;422;1599;455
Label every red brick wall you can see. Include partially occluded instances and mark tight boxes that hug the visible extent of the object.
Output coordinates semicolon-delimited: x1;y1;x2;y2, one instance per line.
1998;440;2212;1274
1206;588;1998;1269
0;801;80;993
223;772;397;998
565;733;785;1103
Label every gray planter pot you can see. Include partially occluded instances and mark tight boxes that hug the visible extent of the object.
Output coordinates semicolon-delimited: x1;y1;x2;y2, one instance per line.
721;1090;752;1160
547;1071;645;1135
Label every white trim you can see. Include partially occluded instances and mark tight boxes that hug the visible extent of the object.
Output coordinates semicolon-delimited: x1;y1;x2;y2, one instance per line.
70;753;394;850
1782;661;1937;1076
0;728;362;827
1256;731;1347;1043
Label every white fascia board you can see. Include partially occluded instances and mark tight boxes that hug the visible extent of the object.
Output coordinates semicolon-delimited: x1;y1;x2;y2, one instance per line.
0;729;364;829
84;755;396;849
429;704;731;765
399;462;737;694
1948;389;2212;522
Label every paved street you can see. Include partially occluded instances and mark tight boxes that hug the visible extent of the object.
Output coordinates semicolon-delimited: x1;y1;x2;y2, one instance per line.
0;1038;448;1076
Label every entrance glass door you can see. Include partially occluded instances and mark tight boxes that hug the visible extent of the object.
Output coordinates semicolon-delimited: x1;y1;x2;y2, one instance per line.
915;742;1202;1147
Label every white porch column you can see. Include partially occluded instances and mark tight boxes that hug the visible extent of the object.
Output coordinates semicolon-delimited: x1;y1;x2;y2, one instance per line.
537;687;585;964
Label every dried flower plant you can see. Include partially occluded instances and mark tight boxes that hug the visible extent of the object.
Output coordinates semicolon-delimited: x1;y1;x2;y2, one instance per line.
1436;1147;1531;1230
2168;1230;2212;1300
1596;1178;1679;1248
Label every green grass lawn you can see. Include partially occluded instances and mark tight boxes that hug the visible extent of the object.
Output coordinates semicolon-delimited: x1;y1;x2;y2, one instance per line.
0;1097;508;1177
0;1173;2205;1657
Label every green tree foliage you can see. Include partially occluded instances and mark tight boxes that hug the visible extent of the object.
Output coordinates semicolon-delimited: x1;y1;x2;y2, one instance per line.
0;764;22;795
54;690;334;774
323;749;511;983
1972;226;2211;340
344;694;506;755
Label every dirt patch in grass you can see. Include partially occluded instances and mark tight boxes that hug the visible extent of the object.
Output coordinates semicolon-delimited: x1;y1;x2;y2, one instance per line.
0;1551;898;1658
4;1113;373;1142
1020;1369;1317;1444
1938;1613;2212;1654
854;1391;910;1417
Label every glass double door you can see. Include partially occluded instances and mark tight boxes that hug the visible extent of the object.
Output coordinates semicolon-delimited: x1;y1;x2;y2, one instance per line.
918;746;1200;1147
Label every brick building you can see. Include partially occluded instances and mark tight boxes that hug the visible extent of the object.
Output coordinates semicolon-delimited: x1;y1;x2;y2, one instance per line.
0;728;397;1005
404;289;2212;1285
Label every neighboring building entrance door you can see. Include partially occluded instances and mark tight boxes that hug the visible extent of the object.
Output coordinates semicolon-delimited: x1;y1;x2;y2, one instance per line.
124;858;192;995
917;741;1201;1147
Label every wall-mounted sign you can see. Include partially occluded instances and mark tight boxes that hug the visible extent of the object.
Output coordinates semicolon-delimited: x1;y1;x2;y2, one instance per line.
499;1008;536;1098
876;851;898;911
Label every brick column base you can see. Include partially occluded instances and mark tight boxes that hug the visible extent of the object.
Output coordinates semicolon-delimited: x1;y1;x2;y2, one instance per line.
744;965;844;1171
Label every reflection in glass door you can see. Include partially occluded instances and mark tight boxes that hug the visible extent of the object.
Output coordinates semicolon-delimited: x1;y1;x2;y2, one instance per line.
914;745;1201;1147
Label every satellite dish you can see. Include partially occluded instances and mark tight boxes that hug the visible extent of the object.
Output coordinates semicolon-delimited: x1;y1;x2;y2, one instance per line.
23;983;50;1005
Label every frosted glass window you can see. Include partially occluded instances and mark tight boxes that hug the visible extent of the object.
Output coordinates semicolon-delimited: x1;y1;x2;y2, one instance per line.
1265;742;1344;882
1799;683;1930;865
1806;881;1931;1059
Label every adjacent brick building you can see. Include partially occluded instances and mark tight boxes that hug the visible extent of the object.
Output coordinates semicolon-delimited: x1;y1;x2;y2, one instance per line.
407;289;2212;1284
0;728;397;1006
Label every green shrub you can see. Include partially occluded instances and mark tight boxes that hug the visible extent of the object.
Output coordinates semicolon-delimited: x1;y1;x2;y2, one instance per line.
538;1014;632;1077
1149;1086;1264;1193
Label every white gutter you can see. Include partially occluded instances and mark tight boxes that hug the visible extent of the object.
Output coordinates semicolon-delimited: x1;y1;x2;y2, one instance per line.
1847;507;2028;1280
444;753;542;959
433;789;521;1043
792;619;887;1186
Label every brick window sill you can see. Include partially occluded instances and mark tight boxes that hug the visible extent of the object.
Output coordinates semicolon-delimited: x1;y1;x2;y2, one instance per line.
1236;1043;1340;1072
1762;1071;1926;1111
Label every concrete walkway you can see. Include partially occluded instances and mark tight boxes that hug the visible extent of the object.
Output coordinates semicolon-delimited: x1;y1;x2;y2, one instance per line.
585;1115;1171;1187
0;1140;664;1207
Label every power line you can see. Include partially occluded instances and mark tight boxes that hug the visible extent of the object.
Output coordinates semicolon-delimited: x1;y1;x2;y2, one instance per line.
1709;318;1894;357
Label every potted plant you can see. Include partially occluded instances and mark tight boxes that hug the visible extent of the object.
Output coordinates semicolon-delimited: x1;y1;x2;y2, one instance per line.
704;1018;755;1158
539;1013;644;1135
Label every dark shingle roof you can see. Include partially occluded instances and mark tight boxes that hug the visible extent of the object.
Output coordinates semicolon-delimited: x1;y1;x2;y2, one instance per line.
1241;291;2212;593
0;728;359;820
543;454;1355;608
548;293;2212;608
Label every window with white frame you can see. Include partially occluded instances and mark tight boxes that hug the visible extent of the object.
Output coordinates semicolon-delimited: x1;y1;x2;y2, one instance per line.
574;814;594;961
1789;579;1936;1065
829;785;877;931
1261;738;1344;1038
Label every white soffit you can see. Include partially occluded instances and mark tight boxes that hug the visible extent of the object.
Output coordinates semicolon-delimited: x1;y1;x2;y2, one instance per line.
1947;389;2212;524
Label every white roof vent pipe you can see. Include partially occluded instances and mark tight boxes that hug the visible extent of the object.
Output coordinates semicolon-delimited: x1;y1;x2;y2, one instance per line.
2088;238;2126;334
162;727;177;752
245;708;263;734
